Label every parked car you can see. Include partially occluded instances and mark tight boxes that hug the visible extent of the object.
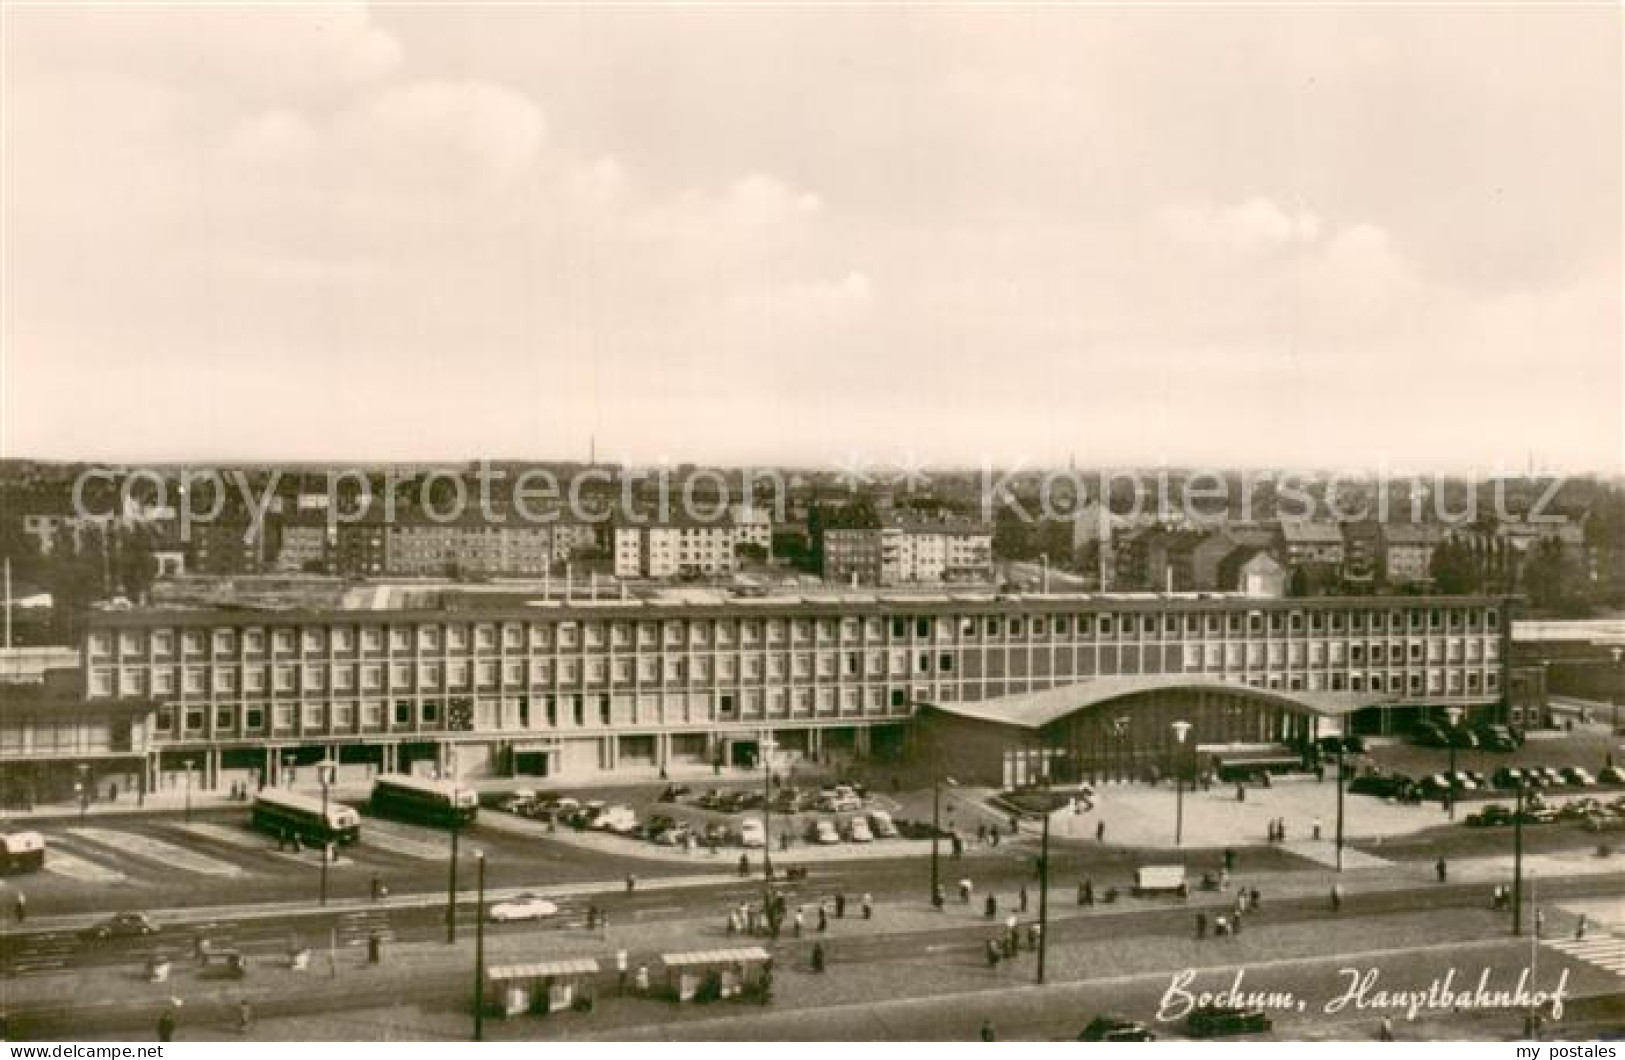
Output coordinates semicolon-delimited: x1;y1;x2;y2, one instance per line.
496;789;538;814
1536;767;1565;788
488;893;559;922
1599;766;1625;785
653;823;693;847
1492;767;1528;790
1447;728;1481;750
1078;1015;1155;1041
81;912;159;941
657;784;692;803
739;818;767;848
702;822;732;845
1186;1005;1272;1038
867;810;900;839
807;819;841;845
1412;723;1449;748
1476;725;1518;752
1465;804;1514;827
1349;773;1412;799
1560;767;1596;788
847;817;873;843
588;804;637;833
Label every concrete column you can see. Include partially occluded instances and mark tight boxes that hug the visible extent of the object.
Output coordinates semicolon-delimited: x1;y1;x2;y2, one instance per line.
854;726;872;755
657;732;671;768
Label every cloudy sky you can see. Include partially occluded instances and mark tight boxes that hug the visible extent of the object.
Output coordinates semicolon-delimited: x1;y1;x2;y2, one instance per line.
3;4;1619;472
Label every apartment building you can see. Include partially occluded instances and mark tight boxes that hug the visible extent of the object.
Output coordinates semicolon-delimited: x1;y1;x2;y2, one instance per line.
613;510;769;579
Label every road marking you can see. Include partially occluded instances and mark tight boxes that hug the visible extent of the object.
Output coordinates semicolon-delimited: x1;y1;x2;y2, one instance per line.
361;821;451;861
68;827;244;877
42;846;125;884
1545;937;1625;977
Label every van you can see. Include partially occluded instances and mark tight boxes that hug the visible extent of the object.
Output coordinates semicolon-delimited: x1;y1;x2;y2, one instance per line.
739;818;766;848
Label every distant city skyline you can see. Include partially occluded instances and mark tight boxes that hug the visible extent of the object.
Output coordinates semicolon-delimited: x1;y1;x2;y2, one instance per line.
3;5;1619;472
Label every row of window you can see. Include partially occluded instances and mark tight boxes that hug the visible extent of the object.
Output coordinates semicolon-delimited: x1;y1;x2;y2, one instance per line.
90;606;1502;660
97;648;1503;699
150;686;912;738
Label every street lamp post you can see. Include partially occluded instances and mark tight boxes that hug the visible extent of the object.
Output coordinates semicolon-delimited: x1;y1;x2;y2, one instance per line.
447;818;461;944
1445;706;1463;820
318;762;334;907
930;775;957;907
1334;744;1347;873
1171;721;1192;847
1512;780;1525;936
1611;647;1622;737
183;759;196;824
761;736;777;897
473;850;486;1042
76;763;90;823
1036;807;1051;985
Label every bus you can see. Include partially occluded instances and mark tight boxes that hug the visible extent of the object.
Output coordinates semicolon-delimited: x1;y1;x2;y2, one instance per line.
0;831;45;874
369;774;479;828
251;790;362;846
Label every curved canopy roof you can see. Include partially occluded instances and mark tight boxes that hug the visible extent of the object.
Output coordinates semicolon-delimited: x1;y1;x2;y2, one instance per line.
918;676;1394;730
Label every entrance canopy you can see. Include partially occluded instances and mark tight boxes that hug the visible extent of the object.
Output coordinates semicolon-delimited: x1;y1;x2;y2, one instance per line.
921;676;1391;731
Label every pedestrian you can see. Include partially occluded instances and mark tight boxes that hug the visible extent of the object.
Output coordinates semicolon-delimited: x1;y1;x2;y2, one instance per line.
1235;893;1246;920
599;911;610;938
985;938;1001;968
367;929;382;965
933;883;945;909
810;942;826;973
835;893;846;919
1379;1017;1395;1042
990;830;1000;848
794;909;805;937
1076;881;1087;906
586;904;598;931
977;824;987;844
960;879;974;904
1330;884;1343;912
1313;817;1323;841
1232;909;1243;935
157;1006;176;1042
739;854;750;877
1096;820;1106;842
626;873;638;893
616;949;629;994
1019;885;1029;913
980;1019;996;1042
370;875;383;903
1004;912;1018;955
985;893;997;919
13;893;24;924
727;911;739;936
236;999;252;1035
817;905;828;933
1026;922;1041;951
1196;912;1207;939
1535;910;1545;938
635;964;650;995
862;893;873;920
1435;858;1447;884
1223;848;1236;873
1249;887;1261;912
1082;879;1095;907
1237;783;1246;803
1576;914;1588;941
1214;915;1229;937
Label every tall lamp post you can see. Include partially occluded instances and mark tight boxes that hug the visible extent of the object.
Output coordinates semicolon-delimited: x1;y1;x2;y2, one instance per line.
318;761;335;907
1445;706;1463;820
1334;740;1347;873
1035;803;1051;984
183;758;196;824
472;850;486;1042
1171;721;1191;847
930;775;957;907
1611;647;1622;737
75;763;91;823
760;736;777;897
447;815;461;944
1511;779;1526;936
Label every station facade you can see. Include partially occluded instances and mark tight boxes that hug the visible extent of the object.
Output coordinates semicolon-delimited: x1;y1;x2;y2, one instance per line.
4;591;1511;800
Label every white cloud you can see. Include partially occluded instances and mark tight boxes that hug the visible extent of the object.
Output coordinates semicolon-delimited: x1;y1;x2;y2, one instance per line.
1159;196;1323;254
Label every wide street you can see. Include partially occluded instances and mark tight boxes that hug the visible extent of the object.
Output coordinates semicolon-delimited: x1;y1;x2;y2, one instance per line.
3;731;1623;1041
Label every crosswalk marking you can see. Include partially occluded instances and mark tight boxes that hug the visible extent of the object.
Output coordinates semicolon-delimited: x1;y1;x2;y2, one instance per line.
41;846;126;884
1280;839;1393;869
69;827;245;877
1544;936;1625;977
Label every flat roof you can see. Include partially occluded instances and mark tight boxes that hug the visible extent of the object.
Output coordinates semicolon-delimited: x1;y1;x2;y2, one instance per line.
80;591;1512;629
919;677;1411;728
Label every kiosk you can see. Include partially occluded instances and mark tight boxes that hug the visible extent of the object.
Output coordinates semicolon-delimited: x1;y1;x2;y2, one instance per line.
659;947;773;1003
484;958;601;1016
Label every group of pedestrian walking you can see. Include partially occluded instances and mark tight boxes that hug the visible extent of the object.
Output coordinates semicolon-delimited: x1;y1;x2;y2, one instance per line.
1265;818;1288;843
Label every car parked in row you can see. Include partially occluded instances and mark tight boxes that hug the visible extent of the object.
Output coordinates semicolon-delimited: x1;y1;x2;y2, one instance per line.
1186;1005;1272;1038
1078;1015;1155;1041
